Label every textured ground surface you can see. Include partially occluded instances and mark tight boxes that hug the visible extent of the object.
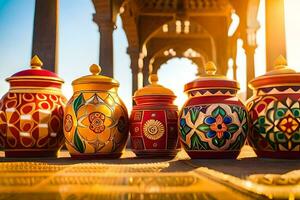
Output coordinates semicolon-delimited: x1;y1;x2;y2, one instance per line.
0;146;298;200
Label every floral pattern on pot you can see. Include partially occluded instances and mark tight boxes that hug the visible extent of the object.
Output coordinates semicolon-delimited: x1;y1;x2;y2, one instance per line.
248;96;300;151
179;104;248;151
64;92;129;155
88;112;106;134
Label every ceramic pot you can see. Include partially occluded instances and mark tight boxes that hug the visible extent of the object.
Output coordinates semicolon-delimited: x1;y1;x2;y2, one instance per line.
247;56;300;158
130;74;180;158
64;64;129;159
0;56;66;157
178;62;249;159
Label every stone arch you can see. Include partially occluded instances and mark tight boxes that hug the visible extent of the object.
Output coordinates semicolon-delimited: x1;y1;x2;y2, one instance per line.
140;17;173;54
155;57;199;106
151;51;207;76
143;18;215;56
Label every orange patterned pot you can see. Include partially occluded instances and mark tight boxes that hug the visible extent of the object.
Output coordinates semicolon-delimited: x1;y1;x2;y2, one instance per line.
0;56;66;157
130;75;180;158
64;64;129;159
247;56;300;158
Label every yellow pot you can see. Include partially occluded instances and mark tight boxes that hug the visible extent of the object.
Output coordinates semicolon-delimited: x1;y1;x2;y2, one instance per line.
64;64;129;158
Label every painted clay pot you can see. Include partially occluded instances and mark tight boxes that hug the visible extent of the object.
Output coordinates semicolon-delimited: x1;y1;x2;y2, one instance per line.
130;74;180;158
247;56;300;159
178;62;249;159
0;55;66;157
64;64;129;159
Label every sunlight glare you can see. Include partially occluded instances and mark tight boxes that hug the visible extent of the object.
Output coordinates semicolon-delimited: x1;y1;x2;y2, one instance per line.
236;39;247;100
228;12;240;37
157;58;198;109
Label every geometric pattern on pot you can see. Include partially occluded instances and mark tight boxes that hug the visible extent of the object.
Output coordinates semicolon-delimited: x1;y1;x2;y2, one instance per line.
0;93;65;149
179;104;248;151
64;92;129;154
249;96;300;151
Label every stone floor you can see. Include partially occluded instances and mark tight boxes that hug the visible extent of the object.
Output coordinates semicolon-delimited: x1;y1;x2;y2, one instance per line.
0;146;299;200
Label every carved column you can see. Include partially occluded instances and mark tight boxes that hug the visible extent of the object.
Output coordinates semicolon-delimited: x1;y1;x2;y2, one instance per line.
131;67;139;100
143;58;150;86
32;0;58;72
215;37;228;75
93;15;114;77
100;22;114;77
243;43;256;98
232;60;238;81
229;36;238;80
265;0;286;71
243;20;259;98
128;47;140;97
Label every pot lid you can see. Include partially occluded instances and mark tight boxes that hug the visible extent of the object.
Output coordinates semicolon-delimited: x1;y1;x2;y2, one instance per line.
184;61;240;92
72;64;119;87
249;55;300;89
134;74;175;97
6;55;64;83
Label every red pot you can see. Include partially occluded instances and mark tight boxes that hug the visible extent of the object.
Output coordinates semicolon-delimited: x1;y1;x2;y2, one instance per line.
247;56;300;158
178;62;249;159
0;56;66;157
130;74;180;157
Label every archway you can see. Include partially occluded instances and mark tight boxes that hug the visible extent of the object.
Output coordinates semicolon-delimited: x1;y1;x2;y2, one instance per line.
143;19;215;63
113;14;132;111
157;57;198;108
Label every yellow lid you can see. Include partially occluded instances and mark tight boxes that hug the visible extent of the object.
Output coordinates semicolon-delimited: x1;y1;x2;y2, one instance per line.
134;74;175;97
264;55;296;75
72;64;119;87
201;61;227;79
30;55;43;69
249;55;300;89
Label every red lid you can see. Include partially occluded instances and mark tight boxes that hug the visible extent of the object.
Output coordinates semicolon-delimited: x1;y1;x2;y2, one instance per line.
184;62;239;92
12;67;59;78
6;55;64;94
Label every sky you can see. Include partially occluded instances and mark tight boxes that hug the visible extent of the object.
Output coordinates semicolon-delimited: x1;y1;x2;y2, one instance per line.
0;0;299;111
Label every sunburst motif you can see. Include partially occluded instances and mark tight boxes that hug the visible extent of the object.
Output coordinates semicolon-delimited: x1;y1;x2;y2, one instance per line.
143;119;165;140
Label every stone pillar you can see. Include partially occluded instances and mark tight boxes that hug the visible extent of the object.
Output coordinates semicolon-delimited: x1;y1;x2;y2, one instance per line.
265;0;286;71
128;47;140;97
93;16;114;77
243;44;256;98
32;0;58;72
230;37;238;80
143;58;150;86
232;60;238;81
131;68;138;97
215;38;228;75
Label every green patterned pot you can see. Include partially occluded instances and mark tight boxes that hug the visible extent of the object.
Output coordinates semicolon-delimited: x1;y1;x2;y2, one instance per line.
247;56;300;158
179;62;249;159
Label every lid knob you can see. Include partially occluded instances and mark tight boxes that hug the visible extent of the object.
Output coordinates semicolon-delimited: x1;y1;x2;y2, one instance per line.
148;74;158;84
205;61;217;76
30;55;43;69
274;55;288;70
90;64;102;75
